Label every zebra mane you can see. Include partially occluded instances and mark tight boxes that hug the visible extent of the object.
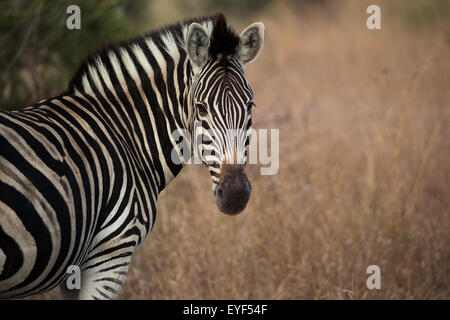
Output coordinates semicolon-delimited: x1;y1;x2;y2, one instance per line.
209;13;240;58
68;13;240;93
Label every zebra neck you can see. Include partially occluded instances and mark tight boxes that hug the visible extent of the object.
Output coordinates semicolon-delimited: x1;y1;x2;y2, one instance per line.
64;18;217;190
63;48;197;191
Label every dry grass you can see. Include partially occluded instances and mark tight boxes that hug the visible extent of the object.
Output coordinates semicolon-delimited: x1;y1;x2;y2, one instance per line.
28;2;449;299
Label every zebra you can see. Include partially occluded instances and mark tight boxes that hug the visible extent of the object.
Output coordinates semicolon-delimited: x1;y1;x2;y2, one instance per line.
0;13;264;299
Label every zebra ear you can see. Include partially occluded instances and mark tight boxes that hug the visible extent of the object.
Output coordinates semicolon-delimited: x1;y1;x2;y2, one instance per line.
237;22;265;65
186;23;210;69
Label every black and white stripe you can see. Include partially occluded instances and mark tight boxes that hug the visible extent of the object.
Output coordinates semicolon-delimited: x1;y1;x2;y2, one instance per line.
0;13;264;299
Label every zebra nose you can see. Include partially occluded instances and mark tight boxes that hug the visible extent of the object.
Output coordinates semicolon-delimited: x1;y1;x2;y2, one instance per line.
215;165;252;215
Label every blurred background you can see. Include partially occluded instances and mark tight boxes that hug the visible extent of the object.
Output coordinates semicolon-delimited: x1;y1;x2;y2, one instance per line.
2;0;449;299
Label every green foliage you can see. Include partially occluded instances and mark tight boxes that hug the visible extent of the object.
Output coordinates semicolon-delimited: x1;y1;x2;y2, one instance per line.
0;0;144;109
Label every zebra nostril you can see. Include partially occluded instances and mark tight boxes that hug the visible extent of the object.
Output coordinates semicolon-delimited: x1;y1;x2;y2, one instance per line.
217;186;223;199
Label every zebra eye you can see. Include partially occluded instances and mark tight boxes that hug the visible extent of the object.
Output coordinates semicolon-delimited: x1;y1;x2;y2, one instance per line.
247;101;255;111
196;103;208;117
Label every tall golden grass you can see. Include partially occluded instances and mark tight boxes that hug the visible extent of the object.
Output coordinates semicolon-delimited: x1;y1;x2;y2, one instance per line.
28;2;449;299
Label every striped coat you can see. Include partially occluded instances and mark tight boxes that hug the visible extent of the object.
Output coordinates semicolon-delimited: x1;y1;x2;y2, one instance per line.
0;13;264;299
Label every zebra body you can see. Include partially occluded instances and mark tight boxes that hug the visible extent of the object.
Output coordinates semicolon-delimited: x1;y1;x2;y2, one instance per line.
0;13;264;299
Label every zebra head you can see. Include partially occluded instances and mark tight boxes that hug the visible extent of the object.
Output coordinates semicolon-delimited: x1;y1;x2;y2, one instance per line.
185;15;265;215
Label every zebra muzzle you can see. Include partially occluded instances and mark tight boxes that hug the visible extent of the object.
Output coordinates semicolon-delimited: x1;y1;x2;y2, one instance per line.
214;164;252;215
